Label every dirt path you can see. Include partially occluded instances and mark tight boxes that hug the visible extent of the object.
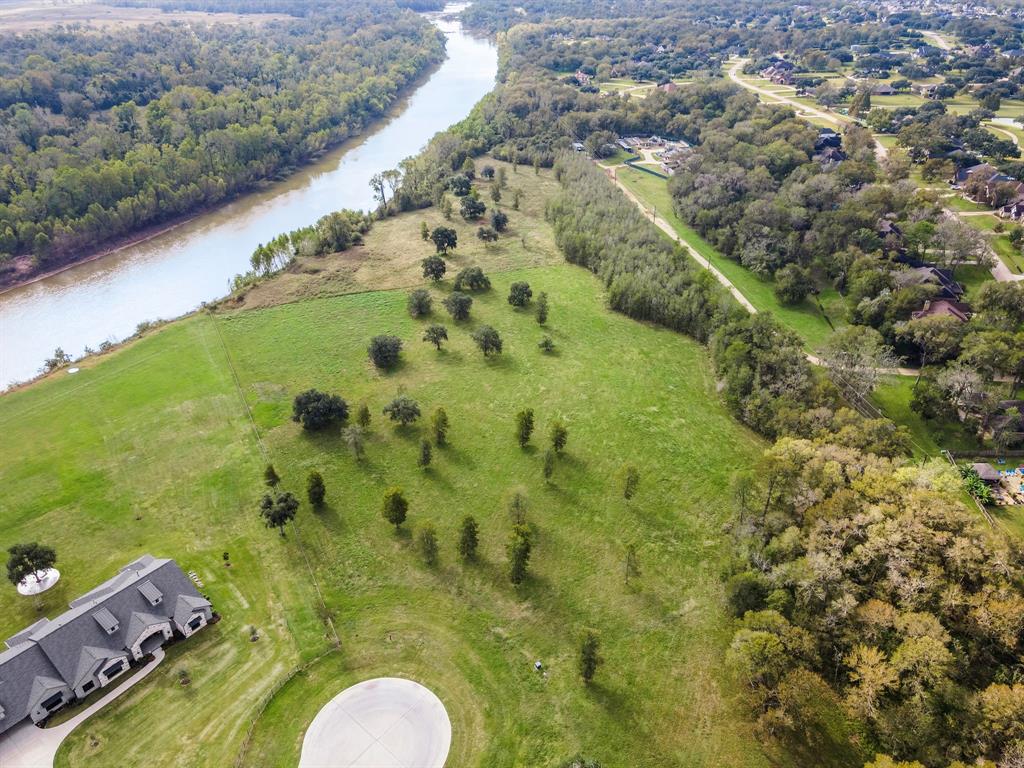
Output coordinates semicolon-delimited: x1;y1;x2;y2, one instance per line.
606;166;757;312
604;162;933;379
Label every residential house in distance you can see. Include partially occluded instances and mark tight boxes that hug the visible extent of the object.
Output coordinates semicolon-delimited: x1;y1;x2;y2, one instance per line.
950;163;1024;215
911;299;972;322
0;555;212;736
760;59;795;85
813;128;846;167
893;266;964;301
872;83;896;96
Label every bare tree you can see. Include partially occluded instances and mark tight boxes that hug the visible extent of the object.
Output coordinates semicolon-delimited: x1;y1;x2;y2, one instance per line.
933;217;992;277
819;326;900;402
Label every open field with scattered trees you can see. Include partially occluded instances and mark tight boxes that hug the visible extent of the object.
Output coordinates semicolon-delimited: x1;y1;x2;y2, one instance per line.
0;165;771;767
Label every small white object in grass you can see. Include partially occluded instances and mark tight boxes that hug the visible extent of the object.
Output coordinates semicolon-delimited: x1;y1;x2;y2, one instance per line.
17;568;60;595
67;367;79;374
534;660;543;670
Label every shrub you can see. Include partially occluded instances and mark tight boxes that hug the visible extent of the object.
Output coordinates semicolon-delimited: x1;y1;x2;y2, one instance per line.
407;289;432;318
472;325;503;356
460;197;486;220
368;335;403;369
773;264;812;306
443;292;473;320
453;266;490;291
491;210;509;232
292;389;348;430
382;395;421;426
508;281;532;307
422;254;446;281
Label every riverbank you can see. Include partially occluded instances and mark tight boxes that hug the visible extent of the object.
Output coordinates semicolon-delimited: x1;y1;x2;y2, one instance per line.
0;5;497;389
0;53;449;296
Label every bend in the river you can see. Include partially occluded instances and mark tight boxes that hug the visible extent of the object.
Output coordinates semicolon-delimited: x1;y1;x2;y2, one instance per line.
0;3;496;390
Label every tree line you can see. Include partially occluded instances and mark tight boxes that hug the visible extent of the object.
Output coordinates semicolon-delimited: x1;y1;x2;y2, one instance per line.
0;0;444;279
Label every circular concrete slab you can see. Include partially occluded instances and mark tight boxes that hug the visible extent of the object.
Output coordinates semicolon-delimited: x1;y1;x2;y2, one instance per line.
299;677;451;768
17;568;60;595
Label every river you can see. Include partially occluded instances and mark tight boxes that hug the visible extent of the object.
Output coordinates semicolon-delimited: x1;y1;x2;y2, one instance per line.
0;4;496;390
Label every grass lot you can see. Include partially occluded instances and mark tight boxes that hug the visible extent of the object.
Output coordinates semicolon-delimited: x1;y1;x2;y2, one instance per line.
872;94;927;109
991;234;1024;274
944;195;992;213
0;164;776;767
614;166;841;350
945;97;1024;119
871;375;982;457
0;317;324;768
237;161;562;309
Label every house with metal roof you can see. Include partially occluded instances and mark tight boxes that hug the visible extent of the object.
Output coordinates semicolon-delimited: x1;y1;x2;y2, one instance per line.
0;555;211;736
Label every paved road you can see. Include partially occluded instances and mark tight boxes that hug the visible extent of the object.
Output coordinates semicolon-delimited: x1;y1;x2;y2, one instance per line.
299;678;451;768
0;649;164;768
726;59;888;160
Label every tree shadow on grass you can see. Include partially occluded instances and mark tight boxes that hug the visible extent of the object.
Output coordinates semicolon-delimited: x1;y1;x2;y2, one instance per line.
432;348;464;365
482;353;517;372
586;680;632;717
441;445;478;470
314;503;345;534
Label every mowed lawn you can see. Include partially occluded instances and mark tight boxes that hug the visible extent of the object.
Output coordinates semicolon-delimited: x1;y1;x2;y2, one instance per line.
0;318;327;767
615;167;841;350
0;262;770;766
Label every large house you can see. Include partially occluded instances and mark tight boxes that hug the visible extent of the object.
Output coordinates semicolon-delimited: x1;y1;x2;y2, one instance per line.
911;299;972;322
0;555;212;735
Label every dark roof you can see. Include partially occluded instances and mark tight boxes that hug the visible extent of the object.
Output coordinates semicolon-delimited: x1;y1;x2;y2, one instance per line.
0;556;209;735
0;642;64;726
911;299;972;322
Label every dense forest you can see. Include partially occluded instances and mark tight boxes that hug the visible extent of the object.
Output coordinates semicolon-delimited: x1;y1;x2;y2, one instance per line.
0;0;444;280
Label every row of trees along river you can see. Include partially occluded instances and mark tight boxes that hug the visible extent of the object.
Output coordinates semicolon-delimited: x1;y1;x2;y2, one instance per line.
0;3;496;390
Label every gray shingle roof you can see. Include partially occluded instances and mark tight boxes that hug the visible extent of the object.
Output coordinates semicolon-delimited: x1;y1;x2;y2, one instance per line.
137;580;163;606
0;555;211;735
0;643;64;726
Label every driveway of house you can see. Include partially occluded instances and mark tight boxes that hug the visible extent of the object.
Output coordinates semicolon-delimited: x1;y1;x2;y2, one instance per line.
299;677;451;768
0;648;164;768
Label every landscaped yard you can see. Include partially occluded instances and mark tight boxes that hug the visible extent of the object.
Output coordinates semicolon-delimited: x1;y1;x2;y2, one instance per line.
871;375;983;458
614;166;841;350
0;167;774;767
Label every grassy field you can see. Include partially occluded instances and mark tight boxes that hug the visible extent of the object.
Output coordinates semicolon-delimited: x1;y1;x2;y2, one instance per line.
614;167;841;350
0;1;287;30
0;161;777;767
944;196;992;213
238;161;563;309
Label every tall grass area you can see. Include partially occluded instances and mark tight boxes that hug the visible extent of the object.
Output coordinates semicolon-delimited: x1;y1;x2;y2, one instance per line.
0;262;770;766
615;167;841;350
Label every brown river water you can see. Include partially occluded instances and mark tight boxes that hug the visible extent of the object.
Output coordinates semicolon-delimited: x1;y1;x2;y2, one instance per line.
0;4;496;389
